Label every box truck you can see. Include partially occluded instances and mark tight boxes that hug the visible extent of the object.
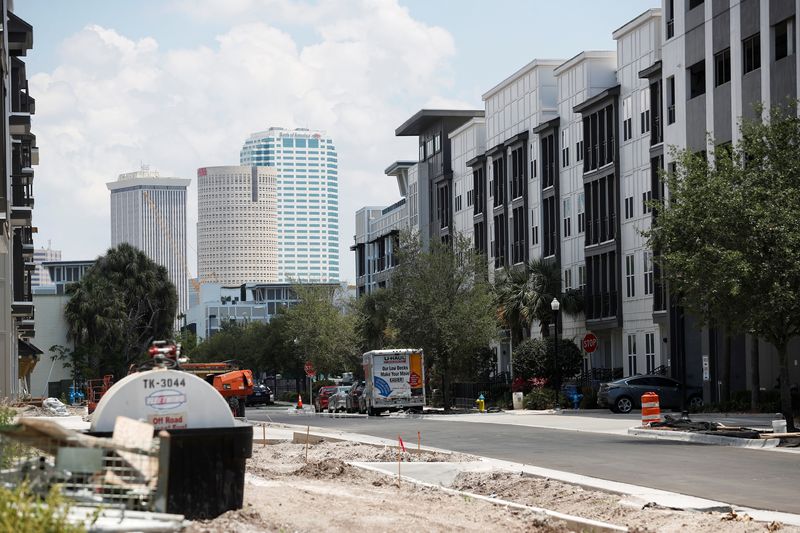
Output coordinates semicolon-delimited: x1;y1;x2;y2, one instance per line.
360;349;425;416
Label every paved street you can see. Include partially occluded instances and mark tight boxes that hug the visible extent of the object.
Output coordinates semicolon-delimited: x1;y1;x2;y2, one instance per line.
249;409;800;514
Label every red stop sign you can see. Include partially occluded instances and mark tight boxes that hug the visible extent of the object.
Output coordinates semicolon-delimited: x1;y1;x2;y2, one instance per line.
582;333;598;353
304;361;315;377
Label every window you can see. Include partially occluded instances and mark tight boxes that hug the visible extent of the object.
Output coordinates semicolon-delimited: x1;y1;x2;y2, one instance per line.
510;146;526;200
466;189;474;207
564;268;573;290
645;333;656;373
624;196;634;219
492;157;505;207
455;194;462;212
584;174;617;246
418;144;425;161
775;18;795;60
576;140;584;162
434;133;442;153
688;0;703;10
714;48;731;86
426;138;434;158
473;167;485;216
642;190;653;214
577;192;585;234
625;253;636;298
623;97;633;141
643;251;654;295
561;129;570;167
627;334;637;376
511;206;527;264
493;213;507;268
541;134;556;189
578;264;586;289
640;90;651;134
562;198;572;238
666;0;674;39
743;33;761;74
543;196;557;257
474;220;487;256
688;61;706;99
666;76;676;124
582;104;615;172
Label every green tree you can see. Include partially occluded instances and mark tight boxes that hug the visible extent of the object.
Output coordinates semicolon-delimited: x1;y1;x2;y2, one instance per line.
494;259;583;341
389;232;497;411
64;243;177;378
281;284;357;376
352;288;396;352
648;105;800;429
512;337;583;389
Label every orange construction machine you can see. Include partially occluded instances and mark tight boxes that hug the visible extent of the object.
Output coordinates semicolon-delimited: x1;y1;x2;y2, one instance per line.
146;341;254;417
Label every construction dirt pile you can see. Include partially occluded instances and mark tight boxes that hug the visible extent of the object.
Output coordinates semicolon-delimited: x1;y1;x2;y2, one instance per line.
452;471;796;533
189;440;795;533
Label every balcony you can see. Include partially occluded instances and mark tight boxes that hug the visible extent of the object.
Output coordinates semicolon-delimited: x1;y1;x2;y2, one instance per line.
9;113;31;136
7;12;33;56
11;301;34;319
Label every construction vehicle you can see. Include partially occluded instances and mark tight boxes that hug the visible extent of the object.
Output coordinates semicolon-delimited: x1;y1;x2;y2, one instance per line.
146;340;254;417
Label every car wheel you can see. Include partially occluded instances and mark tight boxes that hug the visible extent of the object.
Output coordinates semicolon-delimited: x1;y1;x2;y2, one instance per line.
689;395;704;409
615;396;633;414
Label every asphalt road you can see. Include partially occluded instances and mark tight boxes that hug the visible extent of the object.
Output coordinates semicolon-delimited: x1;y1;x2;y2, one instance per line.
248;410;800;514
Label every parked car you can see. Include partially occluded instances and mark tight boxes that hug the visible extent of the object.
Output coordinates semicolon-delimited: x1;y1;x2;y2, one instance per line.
246;383;274;406
346;381;365;413
326;386;352;413
598;375;703;414
315;385;340;412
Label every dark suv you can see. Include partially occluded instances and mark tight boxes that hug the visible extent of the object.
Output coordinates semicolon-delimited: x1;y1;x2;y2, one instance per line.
598;375;703;413
345;381;365;413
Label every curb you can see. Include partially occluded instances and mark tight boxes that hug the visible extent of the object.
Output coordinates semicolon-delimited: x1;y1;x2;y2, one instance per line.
627;427;779;448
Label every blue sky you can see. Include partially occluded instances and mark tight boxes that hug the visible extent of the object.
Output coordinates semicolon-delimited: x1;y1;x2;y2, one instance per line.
16;0;659;282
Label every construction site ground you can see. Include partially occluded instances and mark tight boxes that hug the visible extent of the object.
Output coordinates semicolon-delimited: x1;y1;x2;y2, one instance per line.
186;426;799;533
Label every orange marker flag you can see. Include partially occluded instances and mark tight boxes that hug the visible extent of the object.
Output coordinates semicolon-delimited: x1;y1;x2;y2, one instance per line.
398;435;406;452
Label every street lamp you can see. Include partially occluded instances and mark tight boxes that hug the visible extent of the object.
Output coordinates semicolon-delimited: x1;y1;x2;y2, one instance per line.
551;298;560;410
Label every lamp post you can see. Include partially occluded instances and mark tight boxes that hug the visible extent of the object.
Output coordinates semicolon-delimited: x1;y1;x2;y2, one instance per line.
551;298;560;410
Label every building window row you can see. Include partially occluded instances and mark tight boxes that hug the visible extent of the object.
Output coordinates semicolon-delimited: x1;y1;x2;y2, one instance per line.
584;174;616;246
585;250;618;320
582;104;614;172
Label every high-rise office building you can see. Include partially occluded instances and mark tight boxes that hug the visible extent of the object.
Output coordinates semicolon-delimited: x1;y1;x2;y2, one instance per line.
240;127;340;283
196;165;278;286
32;243;61;287
107;168;190;316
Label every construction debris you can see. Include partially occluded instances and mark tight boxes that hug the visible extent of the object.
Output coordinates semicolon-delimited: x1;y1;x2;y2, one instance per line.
42;397;69;417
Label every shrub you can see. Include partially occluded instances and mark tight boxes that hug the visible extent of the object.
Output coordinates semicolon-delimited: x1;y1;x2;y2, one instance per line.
513;338;583;389
281;391;300;403
579;386;598;409
0;484;85;533
523;387;556;410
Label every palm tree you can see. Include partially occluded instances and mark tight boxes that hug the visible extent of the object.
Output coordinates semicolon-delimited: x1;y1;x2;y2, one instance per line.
494;259;584;340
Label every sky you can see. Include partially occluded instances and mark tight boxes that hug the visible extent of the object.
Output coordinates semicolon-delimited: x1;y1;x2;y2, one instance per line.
16;0;659;284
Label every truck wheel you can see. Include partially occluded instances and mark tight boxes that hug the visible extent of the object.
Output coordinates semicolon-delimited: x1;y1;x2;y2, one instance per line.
368;406;376;416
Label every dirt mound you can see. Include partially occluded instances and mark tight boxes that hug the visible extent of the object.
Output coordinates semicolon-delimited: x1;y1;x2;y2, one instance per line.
293;458;352;479
185;506;272;533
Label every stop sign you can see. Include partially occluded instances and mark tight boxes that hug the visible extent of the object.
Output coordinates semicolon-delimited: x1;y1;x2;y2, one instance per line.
582;332;598;353
304;361;315;377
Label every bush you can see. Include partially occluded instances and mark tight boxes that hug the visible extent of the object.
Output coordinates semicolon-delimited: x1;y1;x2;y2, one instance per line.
579;386;598;409
513;338;583;388
281;391;300;403
523;388;556;410
0;484;85;533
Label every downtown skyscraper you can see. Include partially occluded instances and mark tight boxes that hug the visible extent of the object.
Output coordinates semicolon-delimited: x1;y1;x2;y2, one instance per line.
107;167;190;316
240;127;339;283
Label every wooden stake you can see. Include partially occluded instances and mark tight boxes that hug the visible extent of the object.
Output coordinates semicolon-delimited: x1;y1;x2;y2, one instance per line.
417;431;421;452
262;424;266;447
305;425;310;463
397;434;401;487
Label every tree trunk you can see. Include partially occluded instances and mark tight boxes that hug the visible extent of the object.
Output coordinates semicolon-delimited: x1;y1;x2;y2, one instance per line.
721;333;731;403
776;343;795;432
441;351;451;413
750;335;760;411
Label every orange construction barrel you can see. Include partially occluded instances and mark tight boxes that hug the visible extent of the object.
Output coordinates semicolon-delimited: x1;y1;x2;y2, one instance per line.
641;391;661;426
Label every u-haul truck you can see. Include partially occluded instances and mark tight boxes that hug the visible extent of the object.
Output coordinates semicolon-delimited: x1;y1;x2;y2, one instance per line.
361;349;425;416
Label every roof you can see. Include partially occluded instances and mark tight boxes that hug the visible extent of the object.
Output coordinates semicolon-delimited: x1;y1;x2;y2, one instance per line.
384;161;416;176
612;8;661;40
573;85;621;114
482;59;564;101
395;109;484;136
554;51;617;77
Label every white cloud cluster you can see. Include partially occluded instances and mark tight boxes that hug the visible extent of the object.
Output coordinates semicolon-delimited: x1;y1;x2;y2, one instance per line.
29;0;468;281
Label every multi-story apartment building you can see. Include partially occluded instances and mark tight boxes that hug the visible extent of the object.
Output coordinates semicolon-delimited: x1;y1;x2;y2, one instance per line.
197;165;278;287
1;5;38;399
240;128;340;283
107;168;190;316
352;161;413;296
353;2;800;397
31;243;61;287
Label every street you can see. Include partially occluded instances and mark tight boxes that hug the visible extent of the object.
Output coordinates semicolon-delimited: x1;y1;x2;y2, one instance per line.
249;409;800;514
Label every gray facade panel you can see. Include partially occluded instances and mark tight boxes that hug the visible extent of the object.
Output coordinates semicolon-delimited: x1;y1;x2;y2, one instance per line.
686;95;707;151
740;0;760;38
713;9;730;53
741;71;762;120
713;83;732;144
685;25;706;66
712;0;730;17
769;0;795;25
685;2;705;35
770;56;798;108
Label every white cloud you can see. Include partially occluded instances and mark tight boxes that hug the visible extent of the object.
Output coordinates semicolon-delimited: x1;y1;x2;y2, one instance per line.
29;0;467;282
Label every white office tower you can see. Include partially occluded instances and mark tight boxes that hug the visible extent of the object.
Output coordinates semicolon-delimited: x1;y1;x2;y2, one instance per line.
107;168;190;316
196;165;278;286
32;243;61;286
240;127;340;283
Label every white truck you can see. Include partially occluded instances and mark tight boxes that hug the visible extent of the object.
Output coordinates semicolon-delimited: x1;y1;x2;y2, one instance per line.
360;349;425;416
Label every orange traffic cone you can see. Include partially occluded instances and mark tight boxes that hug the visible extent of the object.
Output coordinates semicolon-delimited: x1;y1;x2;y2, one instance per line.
296;394;303;410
